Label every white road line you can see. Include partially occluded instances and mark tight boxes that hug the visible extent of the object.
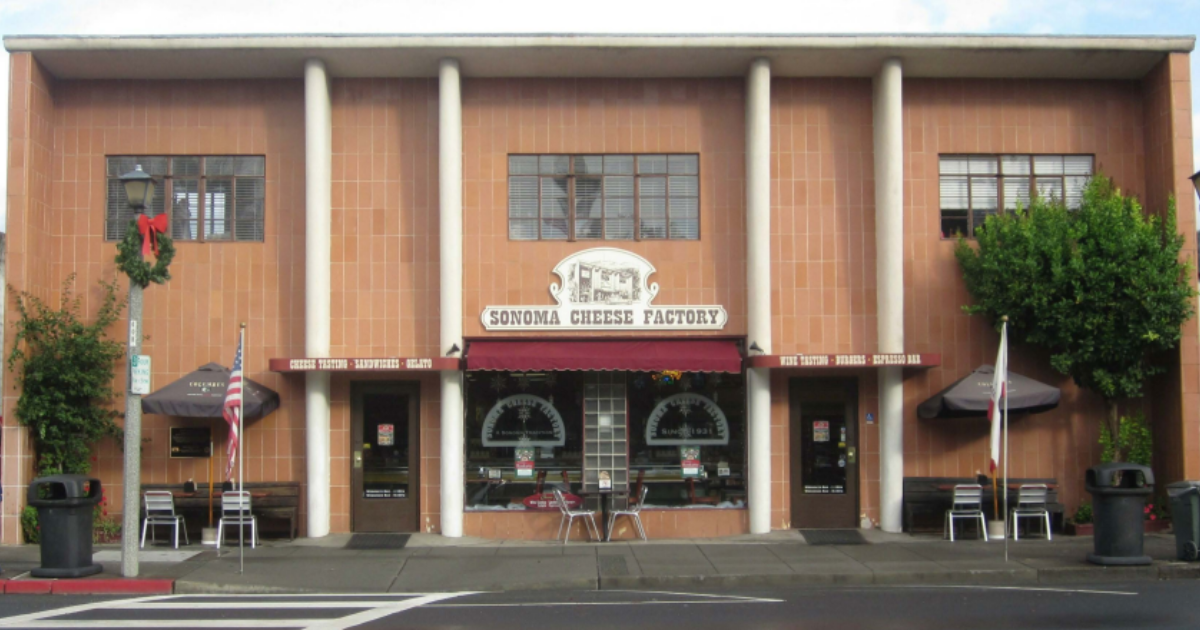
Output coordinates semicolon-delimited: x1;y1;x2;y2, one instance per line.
608;589;781;602
303;592;473;630
159;592;449;598
0;595;176;627
891;585;1138;596
426;599;782;608
9;621;304;628
109;602;389;610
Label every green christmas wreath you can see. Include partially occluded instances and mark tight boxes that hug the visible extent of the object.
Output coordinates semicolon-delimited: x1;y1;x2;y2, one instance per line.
115;218;175;288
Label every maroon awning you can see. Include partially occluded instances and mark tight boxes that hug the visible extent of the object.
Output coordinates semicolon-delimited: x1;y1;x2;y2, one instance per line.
466;340;743;373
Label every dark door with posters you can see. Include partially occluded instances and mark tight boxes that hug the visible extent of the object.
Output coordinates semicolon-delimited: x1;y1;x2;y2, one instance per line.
790;379;858;529
351;382;420;532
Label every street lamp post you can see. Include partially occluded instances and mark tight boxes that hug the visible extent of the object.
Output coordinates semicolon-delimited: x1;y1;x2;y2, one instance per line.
118;165;155;578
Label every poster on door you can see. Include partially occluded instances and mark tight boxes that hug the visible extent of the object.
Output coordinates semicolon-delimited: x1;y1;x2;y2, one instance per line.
378;424;395;446
813;421;830;443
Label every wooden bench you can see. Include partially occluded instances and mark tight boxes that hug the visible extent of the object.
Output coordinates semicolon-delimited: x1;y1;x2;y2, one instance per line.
141;482;300;540
903;477;1064;534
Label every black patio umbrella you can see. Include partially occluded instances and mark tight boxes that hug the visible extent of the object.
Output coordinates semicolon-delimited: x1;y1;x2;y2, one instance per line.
917;364;1061;420
141;362;280;420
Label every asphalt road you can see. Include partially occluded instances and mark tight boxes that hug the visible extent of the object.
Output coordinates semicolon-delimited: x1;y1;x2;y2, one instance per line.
0;582;1197;629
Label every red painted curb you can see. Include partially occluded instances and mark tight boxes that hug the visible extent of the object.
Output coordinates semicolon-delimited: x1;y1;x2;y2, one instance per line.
51;579;174;595
5;581;53;594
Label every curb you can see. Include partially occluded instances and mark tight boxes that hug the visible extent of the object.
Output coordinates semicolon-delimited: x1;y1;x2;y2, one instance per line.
2;578;174;595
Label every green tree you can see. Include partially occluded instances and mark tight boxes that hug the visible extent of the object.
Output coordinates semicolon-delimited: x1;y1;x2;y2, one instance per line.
7;275;126;475
955;177;1195;461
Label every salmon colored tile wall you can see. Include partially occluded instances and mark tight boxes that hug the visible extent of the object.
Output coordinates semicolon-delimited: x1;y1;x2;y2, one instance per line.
3;75;311;543
1143;54;1200;484
770;79;877;356
462;506;748;540
327;79;443;533
330;79;440;358
461;78;747;338
902;78;1150;514
2;54;55;544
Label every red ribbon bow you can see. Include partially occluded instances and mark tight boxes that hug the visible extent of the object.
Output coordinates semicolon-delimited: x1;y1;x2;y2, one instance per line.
137;214;169;258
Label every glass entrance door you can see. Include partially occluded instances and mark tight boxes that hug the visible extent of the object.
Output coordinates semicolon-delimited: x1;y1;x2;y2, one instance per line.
790;379;858;529
351;382;419;532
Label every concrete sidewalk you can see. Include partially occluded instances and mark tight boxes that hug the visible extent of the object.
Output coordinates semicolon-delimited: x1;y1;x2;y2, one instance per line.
2;530;1199;594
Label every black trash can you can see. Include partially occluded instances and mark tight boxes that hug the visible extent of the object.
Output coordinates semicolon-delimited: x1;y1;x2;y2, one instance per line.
26;475;103;578
1168;481;1200;561
1085;463;1154;566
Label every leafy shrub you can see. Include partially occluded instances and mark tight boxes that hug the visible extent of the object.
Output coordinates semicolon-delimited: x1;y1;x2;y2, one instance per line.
1072;502;1093;525
1100;412;1153;467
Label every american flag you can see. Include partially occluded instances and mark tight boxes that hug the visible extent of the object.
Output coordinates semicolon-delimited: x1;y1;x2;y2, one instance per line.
223;331;244;480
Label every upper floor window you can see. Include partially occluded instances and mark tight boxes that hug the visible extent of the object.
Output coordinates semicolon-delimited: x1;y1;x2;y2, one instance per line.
508;154;699;241
105;156;266;242
940;154;1093;238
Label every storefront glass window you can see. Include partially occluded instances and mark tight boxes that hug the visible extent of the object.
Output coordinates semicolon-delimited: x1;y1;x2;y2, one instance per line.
464;372;584;510
463;370;746;512
627;372;746;509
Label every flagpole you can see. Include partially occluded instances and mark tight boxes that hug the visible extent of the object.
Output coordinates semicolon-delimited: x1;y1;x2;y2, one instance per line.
239;322;246;574
1002;318;1010;563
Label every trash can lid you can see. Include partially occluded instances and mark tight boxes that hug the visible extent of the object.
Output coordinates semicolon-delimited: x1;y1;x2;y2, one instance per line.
27;475;102;504
1166;480;1200;495
1085;462;1154;491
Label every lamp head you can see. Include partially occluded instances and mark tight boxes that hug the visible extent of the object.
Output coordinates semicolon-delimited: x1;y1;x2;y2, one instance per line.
119;164;156;212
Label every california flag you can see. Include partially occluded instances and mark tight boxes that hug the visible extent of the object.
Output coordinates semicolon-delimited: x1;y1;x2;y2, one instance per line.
988;322;1008;472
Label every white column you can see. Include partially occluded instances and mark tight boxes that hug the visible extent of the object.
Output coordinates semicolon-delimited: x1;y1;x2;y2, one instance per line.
439;58;465;538
304;58;333;538
873;58;905;533
745;57;773;535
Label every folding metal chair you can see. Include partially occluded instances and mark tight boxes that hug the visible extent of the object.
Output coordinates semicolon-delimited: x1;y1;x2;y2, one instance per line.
607;483;649;541
141;491;188;549
217;490;258;549
1011;484;1052;541
945;484;988;542
554;488;599;544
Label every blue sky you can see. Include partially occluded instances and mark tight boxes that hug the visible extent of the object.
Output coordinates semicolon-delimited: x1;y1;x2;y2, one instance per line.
1;0;1198;229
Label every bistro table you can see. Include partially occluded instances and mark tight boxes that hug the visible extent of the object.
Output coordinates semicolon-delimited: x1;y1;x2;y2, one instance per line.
577;488;621;542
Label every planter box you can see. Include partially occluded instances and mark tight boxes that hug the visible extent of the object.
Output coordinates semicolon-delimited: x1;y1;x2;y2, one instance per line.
1066;522;1093;536
1065;520;1169;536
1144;519;1171;534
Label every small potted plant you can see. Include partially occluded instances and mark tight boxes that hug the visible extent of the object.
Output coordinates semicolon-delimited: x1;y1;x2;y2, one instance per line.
1144;501;1171;534
1067;502;1094;536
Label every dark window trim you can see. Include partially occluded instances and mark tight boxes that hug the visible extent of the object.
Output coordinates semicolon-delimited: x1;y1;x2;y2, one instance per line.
507;153;701;242
938;153;1095;240
104;155;266;243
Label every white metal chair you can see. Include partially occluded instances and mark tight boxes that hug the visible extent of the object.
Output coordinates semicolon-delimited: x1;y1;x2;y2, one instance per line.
554;488;599;544
607;484;649;542
217;491;258;549
1011;484;1052;541
140;491;188;549
945;484;988;542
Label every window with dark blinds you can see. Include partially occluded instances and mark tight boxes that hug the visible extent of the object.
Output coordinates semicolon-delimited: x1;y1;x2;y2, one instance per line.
508;154;699;241
939;154;1093;238
105;156;266;243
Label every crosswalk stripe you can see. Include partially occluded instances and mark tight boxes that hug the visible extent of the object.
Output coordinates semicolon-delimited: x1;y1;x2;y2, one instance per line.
0;592;475;630
304;593;474;630
0;596;175;627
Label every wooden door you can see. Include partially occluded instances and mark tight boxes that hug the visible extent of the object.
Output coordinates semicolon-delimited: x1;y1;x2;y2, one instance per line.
351;382;420;532
789;378;859;529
